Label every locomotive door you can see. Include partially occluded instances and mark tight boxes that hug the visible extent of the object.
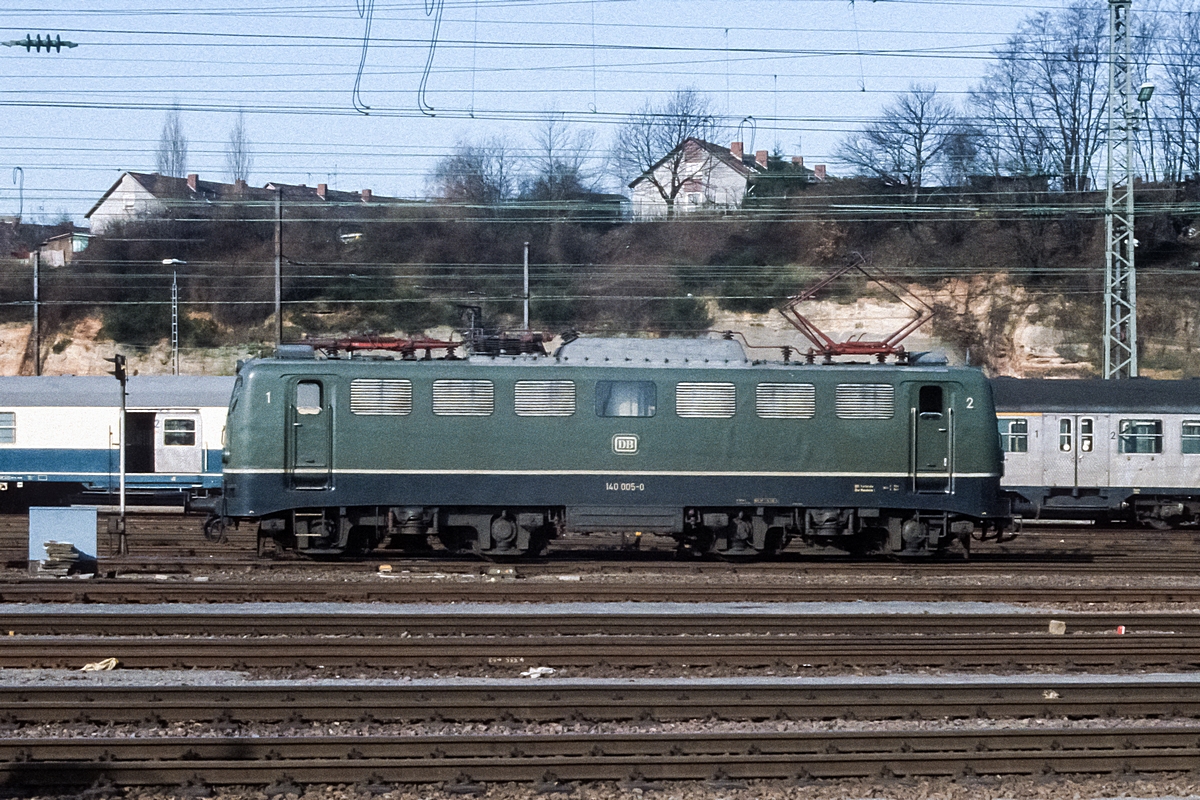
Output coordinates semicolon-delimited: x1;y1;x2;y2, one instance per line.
288;378;332;490
910;384;953;494
1042;414;1105;488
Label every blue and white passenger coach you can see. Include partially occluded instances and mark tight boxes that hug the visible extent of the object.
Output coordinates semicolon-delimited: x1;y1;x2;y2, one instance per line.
0;376;234;510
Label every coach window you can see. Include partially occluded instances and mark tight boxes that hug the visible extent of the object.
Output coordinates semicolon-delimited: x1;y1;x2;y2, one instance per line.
163;418;196;446
1118;419;1163;454
1059;418;1072;452
1184;422;1200;454
999;418;1027;453
1079;418;1094;452
595;381;656;417
295;381;322;415
0;412;13;444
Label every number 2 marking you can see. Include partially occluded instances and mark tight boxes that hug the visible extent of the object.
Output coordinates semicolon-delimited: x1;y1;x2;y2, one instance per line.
965;397;974;409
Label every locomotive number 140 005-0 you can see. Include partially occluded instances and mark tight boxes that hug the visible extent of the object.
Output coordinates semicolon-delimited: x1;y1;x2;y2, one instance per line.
606;481;646;492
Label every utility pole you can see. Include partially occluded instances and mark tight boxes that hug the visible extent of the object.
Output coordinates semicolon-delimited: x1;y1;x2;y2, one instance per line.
1103;0;1137;379
275;188;283;347
31;250;39;376
523;241;530;330
171;270;179;375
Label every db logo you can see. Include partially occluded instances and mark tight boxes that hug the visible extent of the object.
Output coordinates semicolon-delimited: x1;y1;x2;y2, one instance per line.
612;434;639;455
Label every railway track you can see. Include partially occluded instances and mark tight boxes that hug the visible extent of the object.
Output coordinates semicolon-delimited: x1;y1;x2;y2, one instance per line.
4;678;1200;724
0;609;1189;637
5;727;1200;788
5;633;1197;669
7;573;1200;605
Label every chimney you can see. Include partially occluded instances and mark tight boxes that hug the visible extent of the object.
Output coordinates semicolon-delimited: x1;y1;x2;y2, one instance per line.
186;173;198;191
317;183;327;199
791;156;804;167
814;164;827;181
234;179;247;193
361;188;372;202
755;150;768;168
730;141;744;160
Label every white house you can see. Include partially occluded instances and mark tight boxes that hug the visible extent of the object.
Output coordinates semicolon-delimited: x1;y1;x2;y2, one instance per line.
86;172;390;233
628;139;766;218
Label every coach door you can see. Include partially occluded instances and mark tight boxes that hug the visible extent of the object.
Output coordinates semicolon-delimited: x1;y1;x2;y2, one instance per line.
911;384;953;493
154;411;203;474
1043;414;1106;488
288;379;332;490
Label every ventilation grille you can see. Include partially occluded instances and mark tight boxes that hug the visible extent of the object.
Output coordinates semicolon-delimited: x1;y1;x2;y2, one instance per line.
836;384;894;419
350;379;412;415
432;380;494;416
514;380;576;416
675;382;736;418
756;383;816;418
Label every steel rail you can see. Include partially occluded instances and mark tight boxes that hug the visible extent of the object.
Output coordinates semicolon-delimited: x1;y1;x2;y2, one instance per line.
7;580;1200;605
4;680;1200;725
0;611;1193;637
3;728;1200;787
3;633;1200;669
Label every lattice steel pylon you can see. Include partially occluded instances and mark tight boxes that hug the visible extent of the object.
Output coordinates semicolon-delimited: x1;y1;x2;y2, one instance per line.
1104;0;1137;379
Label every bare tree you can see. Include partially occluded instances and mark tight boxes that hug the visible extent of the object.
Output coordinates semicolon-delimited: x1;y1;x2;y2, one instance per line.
836;84;958;200
427;139;514;205
225;111;253;183
521;114;597;201
969;2;1107;192
155;106;189;178
1153;5;1200;182
608;87;721;216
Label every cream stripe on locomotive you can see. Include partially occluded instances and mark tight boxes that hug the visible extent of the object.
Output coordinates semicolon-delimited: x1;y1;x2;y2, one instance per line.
227;467;1000;478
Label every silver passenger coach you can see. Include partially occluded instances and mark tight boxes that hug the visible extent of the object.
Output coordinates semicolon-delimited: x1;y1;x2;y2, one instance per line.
991;377;1200;528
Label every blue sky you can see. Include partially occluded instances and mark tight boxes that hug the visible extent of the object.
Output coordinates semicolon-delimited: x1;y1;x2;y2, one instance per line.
2;0;1081;223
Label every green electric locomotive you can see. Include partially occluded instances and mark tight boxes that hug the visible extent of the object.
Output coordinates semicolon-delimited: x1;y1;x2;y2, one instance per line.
219;337;1008;557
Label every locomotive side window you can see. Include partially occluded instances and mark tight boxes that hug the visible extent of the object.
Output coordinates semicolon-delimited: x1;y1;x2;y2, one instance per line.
1183;422;1200;454
835;384;894;419
1118;419;1163;454
918;385;943;418
595;381;656;418
163;418;196;446
350;379;413;415
515;380;576;416
1079;417;1094;452
756;383;815;419
0;412;13;444
675;382;736;418
432;380;494;416
1059;418;1072;452
999;418;1028;452
295;381;322;415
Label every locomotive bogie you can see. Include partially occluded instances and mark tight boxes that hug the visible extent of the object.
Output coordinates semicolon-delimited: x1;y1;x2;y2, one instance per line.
222;339;1006;557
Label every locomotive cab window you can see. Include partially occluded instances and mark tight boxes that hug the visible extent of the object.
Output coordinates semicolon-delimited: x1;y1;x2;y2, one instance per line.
0;412;13;444
918;385;943;419
1118;419;1163;454
163;418;196;446
295;381;322;415
999;418;1028;453
1183;421;1200;454
595;381;656;418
